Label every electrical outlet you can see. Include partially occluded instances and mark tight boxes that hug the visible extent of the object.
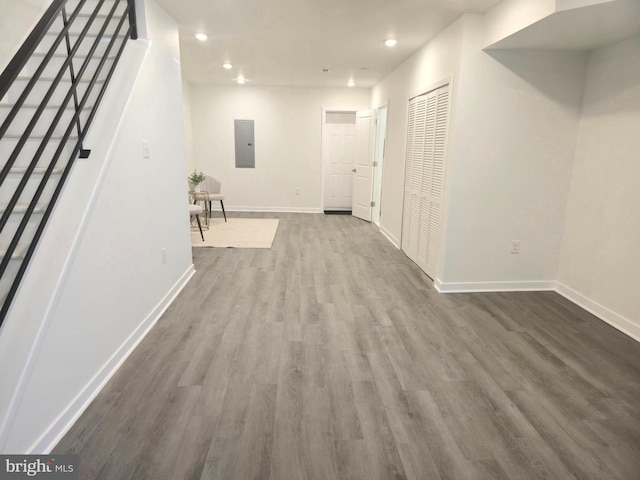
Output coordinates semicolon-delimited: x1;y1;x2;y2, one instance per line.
511;240;521;254
161;248;167;264
295;188;300;195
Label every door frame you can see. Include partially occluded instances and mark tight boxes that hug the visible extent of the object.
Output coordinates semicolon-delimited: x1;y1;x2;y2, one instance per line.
320;107;359;212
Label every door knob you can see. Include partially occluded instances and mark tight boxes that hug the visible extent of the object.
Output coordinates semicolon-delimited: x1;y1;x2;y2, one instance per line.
352;168;357;173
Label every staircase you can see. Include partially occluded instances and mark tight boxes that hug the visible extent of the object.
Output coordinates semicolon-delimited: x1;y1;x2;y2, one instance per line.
0;0;137;327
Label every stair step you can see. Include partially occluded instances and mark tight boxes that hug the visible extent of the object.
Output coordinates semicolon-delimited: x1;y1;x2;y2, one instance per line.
0;103;94;110
5;76;104;104
2;166;65;175
18;52;117;79
0;104;89;138
45;31;118;39
1;134;78;140
0;137;77;168
0;204;47;215
0;244;29;261
15;75;106;84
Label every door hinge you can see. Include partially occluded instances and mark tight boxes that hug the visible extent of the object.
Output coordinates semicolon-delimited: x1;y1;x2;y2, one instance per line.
370;201;375;207
373;161;378;167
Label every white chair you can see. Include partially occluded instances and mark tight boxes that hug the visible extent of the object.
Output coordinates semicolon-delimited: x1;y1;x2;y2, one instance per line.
200;175;227;222
190;204;205;241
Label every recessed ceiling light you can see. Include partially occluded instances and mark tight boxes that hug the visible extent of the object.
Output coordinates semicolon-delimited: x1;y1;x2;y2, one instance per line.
195;33;208;41
223;63;233;69
237;76;246;85
347;80;355;87
384;38;397;47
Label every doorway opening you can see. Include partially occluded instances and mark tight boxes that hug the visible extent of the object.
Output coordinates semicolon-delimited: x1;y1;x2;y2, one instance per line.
321;107;387;221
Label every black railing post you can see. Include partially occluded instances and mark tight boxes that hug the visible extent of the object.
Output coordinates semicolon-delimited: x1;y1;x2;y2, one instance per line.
61;5;91;159
127;0;138;40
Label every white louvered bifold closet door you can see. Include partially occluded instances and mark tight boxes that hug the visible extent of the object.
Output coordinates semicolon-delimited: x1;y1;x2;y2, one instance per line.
401;84;450;279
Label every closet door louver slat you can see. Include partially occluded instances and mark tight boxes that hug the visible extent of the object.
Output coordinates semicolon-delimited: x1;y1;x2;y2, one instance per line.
401;84;450;279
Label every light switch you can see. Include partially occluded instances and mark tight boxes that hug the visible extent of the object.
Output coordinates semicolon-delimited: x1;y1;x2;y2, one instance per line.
142;140;150;158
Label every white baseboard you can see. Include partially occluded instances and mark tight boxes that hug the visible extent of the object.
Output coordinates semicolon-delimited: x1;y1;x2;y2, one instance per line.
434;279;556;293
30;265;196;454
555;282;640;343
380;225;400;248
433;278;638;343
212;206;323;214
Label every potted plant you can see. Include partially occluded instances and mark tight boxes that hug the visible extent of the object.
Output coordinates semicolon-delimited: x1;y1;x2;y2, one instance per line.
188;170;206;192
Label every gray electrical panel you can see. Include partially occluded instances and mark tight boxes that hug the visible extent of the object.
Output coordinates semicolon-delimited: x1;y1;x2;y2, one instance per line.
234;119;255;168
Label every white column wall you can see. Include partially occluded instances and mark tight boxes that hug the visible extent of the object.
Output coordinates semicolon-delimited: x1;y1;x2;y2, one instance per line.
557;35;640;340
439;14;587;286
0;0;193;452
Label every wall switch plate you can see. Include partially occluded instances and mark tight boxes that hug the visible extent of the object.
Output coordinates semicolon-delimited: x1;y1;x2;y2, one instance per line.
511;240;521;254
142;140;150;158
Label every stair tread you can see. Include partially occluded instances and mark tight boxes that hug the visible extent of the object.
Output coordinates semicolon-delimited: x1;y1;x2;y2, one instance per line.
30;51;117;59
1;166;65;175
0;103;94;110
15;75;106;83
1;134;79;140
0;244;29;261
0;203;47;215
45;31;121;38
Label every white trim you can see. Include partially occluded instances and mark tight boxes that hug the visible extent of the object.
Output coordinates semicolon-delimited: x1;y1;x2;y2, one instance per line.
433;278;639;343
30;265;195;454
555;282;640;343
408;75;453;103
380;225;400;248
434;279;556;293
213;206;323;214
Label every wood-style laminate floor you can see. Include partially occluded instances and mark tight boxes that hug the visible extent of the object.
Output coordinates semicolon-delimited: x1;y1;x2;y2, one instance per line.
55;213;640;480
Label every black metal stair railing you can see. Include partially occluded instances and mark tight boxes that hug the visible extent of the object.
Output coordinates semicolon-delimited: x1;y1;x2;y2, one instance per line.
0;0;138;327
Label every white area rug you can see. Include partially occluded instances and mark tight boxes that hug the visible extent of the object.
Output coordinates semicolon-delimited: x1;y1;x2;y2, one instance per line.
191;217;280;248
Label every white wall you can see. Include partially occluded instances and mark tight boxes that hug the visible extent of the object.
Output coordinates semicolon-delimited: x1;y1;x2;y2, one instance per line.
371;11;587;286
558;35;640;340
371;18;466;247
188;84;370;212
0;0;193;452
0;0;52;73
439;14;587;286
182;79;195;171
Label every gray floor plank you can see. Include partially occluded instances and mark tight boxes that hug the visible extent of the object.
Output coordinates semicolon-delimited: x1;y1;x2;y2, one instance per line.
54;213;640;480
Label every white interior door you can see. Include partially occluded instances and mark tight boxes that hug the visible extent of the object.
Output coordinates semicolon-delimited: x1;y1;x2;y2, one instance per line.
352;110;375;221
323;112;357;210
372;106;387;226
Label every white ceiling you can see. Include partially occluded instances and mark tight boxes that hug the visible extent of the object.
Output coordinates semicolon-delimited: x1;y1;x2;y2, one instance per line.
155;0;502;88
